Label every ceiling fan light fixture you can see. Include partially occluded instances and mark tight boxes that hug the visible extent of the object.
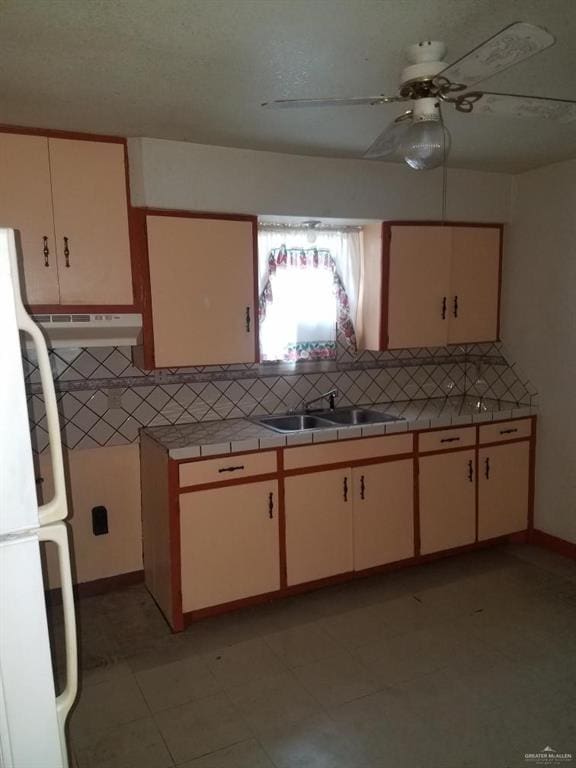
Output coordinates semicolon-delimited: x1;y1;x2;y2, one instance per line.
400;118;450;170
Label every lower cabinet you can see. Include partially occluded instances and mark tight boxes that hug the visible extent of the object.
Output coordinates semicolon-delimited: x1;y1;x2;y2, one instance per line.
180;480;280;611
285;469;353;586
419;449;476;555
478;442;530;540
352;460;414;570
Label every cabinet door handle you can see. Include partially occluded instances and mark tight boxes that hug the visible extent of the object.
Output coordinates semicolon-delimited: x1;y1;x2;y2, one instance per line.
268;492;274;519
485;457;490;480
343;476;348;502
63;237;71;268
441;296;447;320
43;236;50;267
217;465;245;473
440;437;460;443
468;460;473;482
453;295;459;318
245;306;251;332
499;428;518;435
360;474;365;500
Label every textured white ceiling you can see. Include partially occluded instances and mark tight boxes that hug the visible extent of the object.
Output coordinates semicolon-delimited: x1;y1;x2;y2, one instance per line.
0;0;574;172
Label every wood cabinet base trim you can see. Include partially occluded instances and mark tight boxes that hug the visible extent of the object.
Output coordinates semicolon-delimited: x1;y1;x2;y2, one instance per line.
46;569;144;605
529;529;576;561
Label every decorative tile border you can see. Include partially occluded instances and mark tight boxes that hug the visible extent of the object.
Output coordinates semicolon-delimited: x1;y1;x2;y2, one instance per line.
23;341;535;452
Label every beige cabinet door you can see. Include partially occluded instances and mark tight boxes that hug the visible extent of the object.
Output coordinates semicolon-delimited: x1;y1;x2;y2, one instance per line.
478;442;530;540
180;480;280;612
419;450;476;555
285;469;353;586
448;227;501;344
352;459;414;570
146;215;256;367
387;225;452;349
49;138;133;305
0;133;59;305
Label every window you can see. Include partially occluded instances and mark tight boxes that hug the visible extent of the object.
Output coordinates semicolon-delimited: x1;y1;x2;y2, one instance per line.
258;226;360;362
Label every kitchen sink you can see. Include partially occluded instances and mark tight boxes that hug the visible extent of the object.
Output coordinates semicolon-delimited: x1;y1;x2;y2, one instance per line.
253;408;404;433
316;407;404;425
255;414;336;433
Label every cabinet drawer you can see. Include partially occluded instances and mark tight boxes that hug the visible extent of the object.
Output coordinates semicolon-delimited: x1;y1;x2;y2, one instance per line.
418;427;476;454
479;419;532;445
179;451;277;488
284;434;412;471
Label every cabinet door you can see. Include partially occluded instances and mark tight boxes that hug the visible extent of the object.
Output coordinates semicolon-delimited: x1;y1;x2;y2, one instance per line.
0;133;59;304
352;459;414;570
448;227;500;344
146;215;256;367
419;450;476;555
387;225;452;349
180;480;280;612
285;469;353;586
49;138;133;305
478;442;529;540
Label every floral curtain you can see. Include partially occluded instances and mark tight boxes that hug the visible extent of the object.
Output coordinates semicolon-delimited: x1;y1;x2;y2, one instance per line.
259;244;357;362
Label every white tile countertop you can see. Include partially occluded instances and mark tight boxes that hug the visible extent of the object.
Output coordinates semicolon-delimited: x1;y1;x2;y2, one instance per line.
142;396;536;460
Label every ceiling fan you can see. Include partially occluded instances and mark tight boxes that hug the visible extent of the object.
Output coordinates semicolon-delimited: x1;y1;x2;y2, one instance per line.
262;22;576;170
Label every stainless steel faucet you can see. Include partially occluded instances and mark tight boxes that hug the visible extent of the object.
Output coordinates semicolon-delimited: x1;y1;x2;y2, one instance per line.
304;388;339;412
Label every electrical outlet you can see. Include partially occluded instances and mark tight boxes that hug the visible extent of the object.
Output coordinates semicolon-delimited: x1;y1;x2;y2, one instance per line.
92;506;108;536
107;388;123;409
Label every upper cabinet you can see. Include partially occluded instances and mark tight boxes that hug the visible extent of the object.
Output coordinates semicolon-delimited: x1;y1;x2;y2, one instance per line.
140;212;258;368
0;131;133;308
360;222;502;350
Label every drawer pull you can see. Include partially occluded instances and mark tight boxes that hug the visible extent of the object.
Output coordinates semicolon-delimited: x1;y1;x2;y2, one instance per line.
485;457;490;480
453;295;459;318
245;306;251;333
441;296;447;320
268;492;274;519
43;236;50;267
360;474;365;500
499;428;518;435
217;465;245;473
440;437;461;443
467;460;473;482
343;476;348;502
63;236;71;268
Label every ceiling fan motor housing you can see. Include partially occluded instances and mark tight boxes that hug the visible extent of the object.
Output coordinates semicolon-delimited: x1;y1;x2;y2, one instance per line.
401;40;447;87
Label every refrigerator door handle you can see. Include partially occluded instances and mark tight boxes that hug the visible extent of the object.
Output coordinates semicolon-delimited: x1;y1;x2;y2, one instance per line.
7;232;68;526
38;523;78;741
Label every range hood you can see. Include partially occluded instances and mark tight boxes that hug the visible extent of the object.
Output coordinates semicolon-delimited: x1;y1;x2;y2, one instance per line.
29;312;143;349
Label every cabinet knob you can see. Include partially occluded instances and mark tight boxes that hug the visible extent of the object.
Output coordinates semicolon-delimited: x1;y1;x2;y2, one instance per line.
43;236;50;267
63;236;71;268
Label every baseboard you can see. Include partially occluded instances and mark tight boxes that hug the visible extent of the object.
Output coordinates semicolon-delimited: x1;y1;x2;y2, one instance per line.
46;569;145;605
530;529;576;561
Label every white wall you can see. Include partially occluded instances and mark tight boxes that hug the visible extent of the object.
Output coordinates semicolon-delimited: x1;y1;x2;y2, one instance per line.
128;137;512;222
502;159;576;544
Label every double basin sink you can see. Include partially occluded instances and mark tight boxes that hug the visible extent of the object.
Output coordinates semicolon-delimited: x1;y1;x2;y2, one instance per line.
253;407;404;434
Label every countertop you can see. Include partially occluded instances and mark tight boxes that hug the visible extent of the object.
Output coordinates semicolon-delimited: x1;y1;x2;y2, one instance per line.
142;396;536;460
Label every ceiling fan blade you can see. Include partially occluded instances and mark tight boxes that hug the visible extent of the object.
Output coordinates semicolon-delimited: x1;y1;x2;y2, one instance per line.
262;95;406;109
467;91;576;122
436;22;555;89
364;113;412;160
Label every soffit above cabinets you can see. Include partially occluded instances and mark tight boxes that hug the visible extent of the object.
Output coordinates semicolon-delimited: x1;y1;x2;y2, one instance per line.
0;0;574;172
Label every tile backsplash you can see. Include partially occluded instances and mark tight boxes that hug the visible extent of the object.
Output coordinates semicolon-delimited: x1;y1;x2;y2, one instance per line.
24;341;536;452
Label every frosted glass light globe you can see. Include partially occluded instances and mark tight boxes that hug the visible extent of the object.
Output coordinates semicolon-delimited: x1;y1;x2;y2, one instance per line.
401;119;451;170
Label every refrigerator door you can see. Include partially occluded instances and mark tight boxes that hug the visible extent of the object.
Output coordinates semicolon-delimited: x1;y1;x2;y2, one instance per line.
0;533;68;767
1;227;68;528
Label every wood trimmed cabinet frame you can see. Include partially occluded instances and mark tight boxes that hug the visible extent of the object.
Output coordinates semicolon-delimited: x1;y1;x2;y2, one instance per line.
132;208;260;370
0;124;141;313
141;415;537;632
360;220;504;351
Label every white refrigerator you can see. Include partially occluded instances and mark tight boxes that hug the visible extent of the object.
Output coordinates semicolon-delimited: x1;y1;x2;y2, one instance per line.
0;228;78;767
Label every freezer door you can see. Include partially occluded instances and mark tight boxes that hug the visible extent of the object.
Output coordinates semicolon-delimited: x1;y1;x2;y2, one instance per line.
0;533;68;767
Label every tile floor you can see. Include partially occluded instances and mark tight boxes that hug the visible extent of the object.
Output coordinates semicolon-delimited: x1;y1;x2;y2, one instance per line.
50;544;576;768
